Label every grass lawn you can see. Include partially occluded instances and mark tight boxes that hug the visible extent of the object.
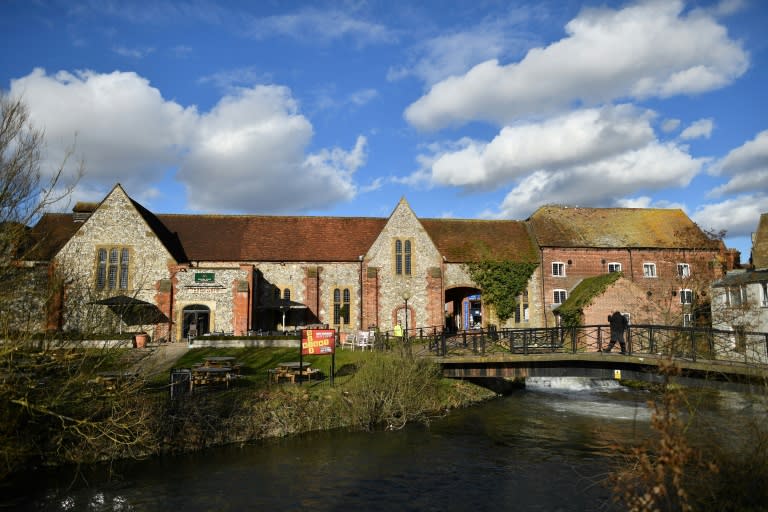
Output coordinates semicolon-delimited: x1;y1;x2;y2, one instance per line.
171;347;375;388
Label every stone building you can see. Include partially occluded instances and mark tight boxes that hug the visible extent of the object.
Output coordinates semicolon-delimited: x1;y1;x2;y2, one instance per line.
24;184;732;341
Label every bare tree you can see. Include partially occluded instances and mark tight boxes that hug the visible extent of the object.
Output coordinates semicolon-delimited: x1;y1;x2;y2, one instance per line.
0;93;159;481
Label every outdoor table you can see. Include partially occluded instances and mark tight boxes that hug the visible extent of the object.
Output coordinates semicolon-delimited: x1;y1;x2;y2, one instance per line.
278;361;311;370
191;366;233;389
203;356;236;367
275;362;318;383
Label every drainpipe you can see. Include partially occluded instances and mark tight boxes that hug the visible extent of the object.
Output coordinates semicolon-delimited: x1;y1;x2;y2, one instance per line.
359;255;364;330
628;249;634;282
540;247;548;328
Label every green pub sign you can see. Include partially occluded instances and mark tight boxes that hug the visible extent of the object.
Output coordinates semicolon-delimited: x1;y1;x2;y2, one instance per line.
194;272;215;283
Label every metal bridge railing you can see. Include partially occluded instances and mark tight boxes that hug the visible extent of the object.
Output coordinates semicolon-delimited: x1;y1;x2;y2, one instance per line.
419;325;768;366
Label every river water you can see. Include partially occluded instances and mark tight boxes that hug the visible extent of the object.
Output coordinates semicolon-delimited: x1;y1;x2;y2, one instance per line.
8;378;763;512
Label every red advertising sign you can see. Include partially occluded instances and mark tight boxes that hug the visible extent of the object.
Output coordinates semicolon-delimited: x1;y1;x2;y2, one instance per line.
301;329;336;355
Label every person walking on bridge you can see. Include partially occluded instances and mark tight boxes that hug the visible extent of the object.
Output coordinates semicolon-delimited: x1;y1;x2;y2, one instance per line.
604;311;628;354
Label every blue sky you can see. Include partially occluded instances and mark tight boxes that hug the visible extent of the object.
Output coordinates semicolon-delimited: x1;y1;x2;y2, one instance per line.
2;0;766;259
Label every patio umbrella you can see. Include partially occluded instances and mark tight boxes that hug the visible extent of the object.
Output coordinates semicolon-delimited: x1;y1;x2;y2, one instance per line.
89;295;168;333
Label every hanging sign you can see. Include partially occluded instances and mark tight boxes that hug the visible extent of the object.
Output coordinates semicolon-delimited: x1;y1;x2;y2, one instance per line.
301;329;336;355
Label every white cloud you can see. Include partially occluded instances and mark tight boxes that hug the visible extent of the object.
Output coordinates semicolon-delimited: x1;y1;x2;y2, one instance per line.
419;105;657;189
692;194;768;238
10;68;196;186
680;118;714;140
112;45;155;58
493;142;701;219
404;0;748;130
708;129;768;196
198;66;271;91
349;88;378;106
9;68;367;213
246;7;396;46
615;196;686;210
388;27;513;86
661;118;681;133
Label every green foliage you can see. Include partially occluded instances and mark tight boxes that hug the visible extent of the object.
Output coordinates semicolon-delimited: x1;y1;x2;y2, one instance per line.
555;272;623;328
464;260;538;321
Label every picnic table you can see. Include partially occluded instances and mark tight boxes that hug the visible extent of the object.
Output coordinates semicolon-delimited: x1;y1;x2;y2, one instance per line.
191;366;233;389
269;361;320;384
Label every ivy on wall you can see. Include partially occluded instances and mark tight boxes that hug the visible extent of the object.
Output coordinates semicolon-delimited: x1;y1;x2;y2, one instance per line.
555;271;623;328
464;260;538;322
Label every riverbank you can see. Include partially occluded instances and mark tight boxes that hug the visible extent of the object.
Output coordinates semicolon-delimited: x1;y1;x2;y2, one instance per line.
0;343;497;482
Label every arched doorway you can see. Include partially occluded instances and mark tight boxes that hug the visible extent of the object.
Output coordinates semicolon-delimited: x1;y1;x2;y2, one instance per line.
182;304;210;338
444;286;482;332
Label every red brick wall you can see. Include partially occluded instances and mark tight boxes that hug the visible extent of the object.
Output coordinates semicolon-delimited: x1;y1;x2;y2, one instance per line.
362;266;379;329
303;267;320;324
426;271;443;328
541;247;720;324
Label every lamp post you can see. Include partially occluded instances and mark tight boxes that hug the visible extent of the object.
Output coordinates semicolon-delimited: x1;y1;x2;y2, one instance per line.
402;290;411;355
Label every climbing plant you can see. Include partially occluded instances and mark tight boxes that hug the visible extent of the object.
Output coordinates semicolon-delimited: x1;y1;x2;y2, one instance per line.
464;260;538;322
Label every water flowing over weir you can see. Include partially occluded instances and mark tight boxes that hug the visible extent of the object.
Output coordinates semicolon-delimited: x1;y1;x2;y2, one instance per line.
8;384;766;512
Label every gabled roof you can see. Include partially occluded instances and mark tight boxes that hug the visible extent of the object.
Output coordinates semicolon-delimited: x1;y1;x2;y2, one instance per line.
527;205;720;249
156;214;387;262
420;218;538;263
752;213;768;269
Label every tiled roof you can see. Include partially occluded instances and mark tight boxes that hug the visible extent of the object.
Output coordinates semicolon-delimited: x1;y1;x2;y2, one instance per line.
156;214;387;262
713;268;768;287
420;218;538;263
528;205;720;249
752;213;768;269
25;213;80;260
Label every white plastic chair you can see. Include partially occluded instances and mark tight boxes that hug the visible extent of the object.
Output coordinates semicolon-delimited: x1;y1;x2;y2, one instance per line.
355;330;372;351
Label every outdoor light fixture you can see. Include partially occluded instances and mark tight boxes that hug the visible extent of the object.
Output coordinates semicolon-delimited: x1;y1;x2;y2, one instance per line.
402;290;411;342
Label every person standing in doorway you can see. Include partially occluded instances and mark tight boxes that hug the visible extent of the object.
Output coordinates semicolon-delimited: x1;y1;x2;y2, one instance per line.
605;311;628;354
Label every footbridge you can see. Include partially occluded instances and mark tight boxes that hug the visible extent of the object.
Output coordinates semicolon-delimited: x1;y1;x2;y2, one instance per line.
412;324;768;393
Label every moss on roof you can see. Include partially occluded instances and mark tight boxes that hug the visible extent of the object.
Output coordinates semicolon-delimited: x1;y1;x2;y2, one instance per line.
528;205;720;249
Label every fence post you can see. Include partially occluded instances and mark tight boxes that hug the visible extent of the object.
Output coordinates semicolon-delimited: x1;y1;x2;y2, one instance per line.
571;327;577;353
441;330;447;356
690;327;696;362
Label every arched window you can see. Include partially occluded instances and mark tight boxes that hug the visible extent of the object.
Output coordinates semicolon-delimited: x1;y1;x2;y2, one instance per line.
333;287;351;325
394;239;412;276
283;288;291;301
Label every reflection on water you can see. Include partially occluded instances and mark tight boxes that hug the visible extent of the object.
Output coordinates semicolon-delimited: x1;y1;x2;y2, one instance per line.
8;378;762;512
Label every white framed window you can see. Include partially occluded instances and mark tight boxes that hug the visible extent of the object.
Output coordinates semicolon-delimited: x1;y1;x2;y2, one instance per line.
727;285;747;307
552;262;566;277
680;289;693;304
643;263;657;278
607;262;622;273
683;313;693;327
553;289;567;304
677;263;691;278
762;283;768;308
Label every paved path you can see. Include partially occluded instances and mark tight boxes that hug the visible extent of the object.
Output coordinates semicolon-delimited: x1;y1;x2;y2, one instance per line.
130;342;190;377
